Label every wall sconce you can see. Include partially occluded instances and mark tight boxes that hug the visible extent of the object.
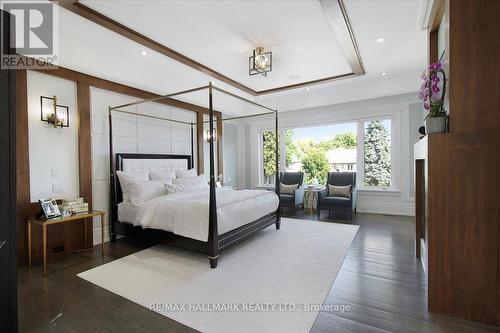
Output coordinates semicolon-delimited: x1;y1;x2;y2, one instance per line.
249;46;272;77
40;95;69;128
205;128;217;142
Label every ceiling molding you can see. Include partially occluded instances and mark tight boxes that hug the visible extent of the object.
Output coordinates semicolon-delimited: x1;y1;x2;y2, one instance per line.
419;0;444;31
57;0;364;95
319;0;365;76
19;54;222;116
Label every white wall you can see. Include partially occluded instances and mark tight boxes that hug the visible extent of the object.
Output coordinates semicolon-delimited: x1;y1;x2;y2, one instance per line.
223;122;239;187
90;87;196;245
235;93;423;216
27;71;79;202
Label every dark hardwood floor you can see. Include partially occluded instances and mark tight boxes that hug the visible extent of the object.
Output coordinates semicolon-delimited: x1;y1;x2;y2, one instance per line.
17;210;500;333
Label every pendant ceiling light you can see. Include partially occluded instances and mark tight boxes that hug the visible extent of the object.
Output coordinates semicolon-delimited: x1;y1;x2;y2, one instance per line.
249;47;272;77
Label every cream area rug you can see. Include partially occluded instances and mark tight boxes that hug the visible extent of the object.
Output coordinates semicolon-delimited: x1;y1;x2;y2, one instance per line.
78;218;358;333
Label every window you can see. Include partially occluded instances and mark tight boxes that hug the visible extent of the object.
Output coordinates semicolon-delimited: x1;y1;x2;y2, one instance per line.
258;117;394;189
284;123;357;185
363;119;392;188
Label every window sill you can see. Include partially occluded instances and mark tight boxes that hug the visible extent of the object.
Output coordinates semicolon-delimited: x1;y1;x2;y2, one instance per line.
357;188;401;194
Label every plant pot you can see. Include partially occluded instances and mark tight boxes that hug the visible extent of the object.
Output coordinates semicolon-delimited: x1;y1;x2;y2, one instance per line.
425;116;446;134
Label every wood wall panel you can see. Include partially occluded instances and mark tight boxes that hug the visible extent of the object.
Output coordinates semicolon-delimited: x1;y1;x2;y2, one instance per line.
422;0;500;326
196;112;204;175
428;132;500;324
448;0;500;132
77;82;93;248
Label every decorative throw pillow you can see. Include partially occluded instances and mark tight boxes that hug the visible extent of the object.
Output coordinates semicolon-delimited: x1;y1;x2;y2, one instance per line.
175;168;197;179
328;184;352;198
150;169;176;181
128;180;170;205
116;170;149;202
172;174;206;185
165;182;208;194
280;183;299;194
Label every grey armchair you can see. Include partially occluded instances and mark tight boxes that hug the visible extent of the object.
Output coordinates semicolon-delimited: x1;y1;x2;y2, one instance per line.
317;172;357;220
279;172;305;215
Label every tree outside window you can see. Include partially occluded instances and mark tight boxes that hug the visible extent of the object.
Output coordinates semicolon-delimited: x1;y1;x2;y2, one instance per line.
364;120;391;187
262;131;277;185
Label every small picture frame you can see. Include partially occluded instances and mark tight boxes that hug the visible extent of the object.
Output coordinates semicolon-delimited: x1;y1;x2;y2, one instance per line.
39;199;61;219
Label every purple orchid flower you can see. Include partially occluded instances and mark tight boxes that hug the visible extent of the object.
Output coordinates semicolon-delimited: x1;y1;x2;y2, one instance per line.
428;62;442;70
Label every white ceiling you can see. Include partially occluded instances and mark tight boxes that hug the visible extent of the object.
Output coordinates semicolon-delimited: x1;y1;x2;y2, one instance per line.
53;0;427;115
81;0;353;91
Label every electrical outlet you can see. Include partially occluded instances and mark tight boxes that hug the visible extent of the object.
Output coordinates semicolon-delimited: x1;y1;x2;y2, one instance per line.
52;184;64;193
51;168;60;179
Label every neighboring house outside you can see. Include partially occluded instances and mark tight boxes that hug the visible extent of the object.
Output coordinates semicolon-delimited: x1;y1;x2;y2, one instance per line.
327;148;357;172
286;148;357;173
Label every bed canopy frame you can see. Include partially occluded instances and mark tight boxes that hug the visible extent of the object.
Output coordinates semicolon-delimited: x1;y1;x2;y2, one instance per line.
108;82;280;268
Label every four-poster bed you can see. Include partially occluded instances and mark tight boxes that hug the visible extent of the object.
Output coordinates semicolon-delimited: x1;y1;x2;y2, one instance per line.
108;82;280;268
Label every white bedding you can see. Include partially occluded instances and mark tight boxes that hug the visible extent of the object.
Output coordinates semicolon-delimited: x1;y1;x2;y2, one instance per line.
118;188;279;242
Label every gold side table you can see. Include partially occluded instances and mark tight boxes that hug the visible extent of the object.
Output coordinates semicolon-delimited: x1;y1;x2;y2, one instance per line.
27;210;105;277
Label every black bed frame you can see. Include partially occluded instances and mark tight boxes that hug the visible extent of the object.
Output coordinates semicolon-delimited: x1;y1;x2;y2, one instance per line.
109;83;280;268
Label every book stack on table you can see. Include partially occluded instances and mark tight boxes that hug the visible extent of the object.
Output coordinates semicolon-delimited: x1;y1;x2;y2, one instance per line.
60;198;89;215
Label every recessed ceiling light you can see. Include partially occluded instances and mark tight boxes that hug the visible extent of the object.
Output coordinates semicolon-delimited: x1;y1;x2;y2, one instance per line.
375;37;386;43
381;72;388;76
141;50;148;56
305;87;310;91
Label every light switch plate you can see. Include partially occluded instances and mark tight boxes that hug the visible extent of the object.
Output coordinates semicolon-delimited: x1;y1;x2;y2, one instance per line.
52;184;64;193
51;168;60;179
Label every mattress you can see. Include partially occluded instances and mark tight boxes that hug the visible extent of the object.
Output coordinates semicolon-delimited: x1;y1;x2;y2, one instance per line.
117;188;279;242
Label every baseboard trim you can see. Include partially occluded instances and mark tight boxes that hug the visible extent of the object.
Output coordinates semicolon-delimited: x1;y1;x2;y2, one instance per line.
357;202;414;216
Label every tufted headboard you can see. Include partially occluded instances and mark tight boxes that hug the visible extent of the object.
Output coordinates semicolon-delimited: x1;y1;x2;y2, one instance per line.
111;153;192;223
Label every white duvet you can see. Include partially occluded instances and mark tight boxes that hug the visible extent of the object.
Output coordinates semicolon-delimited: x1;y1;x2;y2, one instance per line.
124;188;279;242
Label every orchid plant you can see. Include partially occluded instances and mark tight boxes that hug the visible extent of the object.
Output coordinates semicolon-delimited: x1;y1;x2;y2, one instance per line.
419;62;447;118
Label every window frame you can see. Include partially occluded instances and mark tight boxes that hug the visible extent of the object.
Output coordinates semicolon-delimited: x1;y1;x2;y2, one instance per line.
257;114;397;191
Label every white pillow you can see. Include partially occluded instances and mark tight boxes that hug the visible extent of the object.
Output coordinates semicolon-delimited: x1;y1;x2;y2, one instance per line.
116;171;149;202
129;180;170;205
150;169;176;181
175;168;197;179
172;174;206;185
165;182;208;194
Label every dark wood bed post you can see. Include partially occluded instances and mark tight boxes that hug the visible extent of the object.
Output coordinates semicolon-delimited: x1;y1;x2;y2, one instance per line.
275;110;281;229
207;82;219;268
190;122;194;167
108;106;117;242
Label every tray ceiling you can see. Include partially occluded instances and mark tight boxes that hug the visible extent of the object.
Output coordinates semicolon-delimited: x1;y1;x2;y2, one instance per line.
76;0;363;94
